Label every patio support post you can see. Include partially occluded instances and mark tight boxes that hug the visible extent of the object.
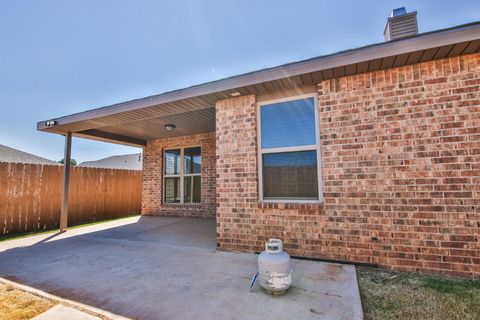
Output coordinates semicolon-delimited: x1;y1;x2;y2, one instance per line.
60;131;72;232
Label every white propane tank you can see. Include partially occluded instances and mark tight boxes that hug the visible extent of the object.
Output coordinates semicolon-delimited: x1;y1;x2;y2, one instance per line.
258;238;292;295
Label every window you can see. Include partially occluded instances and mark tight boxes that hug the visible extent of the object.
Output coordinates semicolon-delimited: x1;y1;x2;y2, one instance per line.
258;95;322;202
164;147;201;203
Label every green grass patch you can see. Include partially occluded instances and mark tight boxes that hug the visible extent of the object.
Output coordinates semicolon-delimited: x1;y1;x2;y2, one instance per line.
357;266;480;320
0;215;140;242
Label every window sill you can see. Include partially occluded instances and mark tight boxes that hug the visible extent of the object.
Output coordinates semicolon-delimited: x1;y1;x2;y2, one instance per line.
162;203;202;207
258;200;323;210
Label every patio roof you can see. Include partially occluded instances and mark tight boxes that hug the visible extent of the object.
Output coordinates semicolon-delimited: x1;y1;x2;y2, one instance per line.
37;22;480;147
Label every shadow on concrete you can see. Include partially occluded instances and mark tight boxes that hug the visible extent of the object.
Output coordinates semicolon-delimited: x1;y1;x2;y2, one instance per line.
33;231;63;245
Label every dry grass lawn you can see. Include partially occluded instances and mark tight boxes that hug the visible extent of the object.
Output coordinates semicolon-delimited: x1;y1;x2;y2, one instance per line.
0;283;55;320
358;267;480;320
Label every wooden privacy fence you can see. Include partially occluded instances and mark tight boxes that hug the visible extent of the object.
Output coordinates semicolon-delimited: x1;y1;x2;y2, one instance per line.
0;162;142;236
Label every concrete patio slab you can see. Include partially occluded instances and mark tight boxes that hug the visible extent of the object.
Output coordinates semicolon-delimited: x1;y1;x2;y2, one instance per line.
0;216;363;320
33;305;100;320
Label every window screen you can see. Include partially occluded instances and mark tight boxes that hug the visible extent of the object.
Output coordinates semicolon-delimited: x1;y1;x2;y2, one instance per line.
261;97;316;148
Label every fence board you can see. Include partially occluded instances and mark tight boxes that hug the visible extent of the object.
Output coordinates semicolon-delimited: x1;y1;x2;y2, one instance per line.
0;162;142;236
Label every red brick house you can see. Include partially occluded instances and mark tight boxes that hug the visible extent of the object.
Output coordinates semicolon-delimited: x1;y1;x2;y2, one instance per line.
38;11;480;276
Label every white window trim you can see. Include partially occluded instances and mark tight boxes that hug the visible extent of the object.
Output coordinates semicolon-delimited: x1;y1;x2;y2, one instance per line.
163;146;202;204
257;93;323;203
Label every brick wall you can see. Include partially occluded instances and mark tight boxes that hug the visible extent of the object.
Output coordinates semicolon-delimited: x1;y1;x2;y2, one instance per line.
142;132;216;217
216;53;480;276
216;95;259;250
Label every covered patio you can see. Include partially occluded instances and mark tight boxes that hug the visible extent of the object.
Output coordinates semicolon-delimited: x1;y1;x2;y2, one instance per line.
36;22;480;233
0;216;363;320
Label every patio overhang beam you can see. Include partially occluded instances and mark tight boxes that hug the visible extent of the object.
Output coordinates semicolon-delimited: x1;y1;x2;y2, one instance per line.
75;129;147;147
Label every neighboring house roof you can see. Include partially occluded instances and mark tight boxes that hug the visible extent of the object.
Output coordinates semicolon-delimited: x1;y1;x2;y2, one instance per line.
0;144;59;165
79;153;142;170
37;21;480;147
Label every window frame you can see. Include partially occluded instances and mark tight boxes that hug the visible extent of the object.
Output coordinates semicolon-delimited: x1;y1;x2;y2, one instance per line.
257;93;323;203
163;146;202;204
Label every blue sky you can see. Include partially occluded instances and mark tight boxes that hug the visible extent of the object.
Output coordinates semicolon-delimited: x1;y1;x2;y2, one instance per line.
0;0;478;163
